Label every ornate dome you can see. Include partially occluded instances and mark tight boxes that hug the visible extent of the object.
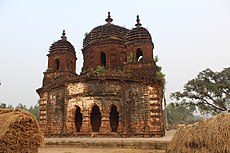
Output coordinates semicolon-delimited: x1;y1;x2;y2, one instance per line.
83;12;130;48
126;15;153;45
49;30;75;54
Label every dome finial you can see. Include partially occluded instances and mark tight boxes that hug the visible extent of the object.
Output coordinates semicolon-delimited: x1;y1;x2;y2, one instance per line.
105;11;113;24
135;15;142;28
61;30;67;40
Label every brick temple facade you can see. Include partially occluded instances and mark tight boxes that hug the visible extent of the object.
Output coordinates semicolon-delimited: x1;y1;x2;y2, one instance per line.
36;12;165;137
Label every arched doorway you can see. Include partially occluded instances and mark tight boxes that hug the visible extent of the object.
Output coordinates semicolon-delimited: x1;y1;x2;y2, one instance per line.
120;52;127;64
90;105;102;132
75;106;83;132
136;48;143;62
54;58;60;70
100;52;106;66
109;105;119;132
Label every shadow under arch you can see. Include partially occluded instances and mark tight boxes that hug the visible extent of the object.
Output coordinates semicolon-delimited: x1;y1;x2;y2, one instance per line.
54;58;60;70
109;104;119;132
100;51;106;67
90;105;102;132
75;105;83;132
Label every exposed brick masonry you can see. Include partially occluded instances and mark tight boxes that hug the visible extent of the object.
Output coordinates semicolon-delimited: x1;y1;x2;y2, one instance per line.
37;12;165;137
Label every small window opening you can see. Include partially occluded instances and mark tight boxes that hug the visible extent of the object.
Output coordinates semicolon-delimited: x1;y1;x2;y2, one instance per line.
136;48;143;62
55;58;60;70
100;52;106;66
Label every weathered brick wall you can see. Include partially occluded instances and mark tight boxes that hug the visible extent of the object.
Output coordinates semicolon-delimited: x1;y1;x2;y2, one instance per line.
39;88;65;136
39;92;48;132
146;85;164;135
82;44;127;72
66;80;122;135
37;14;165;137
63;79;164;137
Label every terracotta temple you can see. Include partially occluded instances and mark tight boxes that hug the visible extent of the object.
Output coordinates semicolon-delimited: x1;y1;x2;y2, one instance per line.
36;12;165;137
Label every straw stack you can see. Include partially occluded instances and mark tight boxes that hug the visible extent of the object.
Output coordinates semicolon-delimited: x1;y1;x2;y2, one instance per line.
167;113;230;153
0;108;44;153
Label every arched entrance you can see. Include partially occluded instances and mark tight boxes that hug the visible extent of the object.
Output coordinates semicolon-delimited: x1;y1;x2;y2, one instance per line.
109;105;119;132
100;52;106;66
75;106;83;132
90;105;102;132
55;58;60;70
136;48;143;62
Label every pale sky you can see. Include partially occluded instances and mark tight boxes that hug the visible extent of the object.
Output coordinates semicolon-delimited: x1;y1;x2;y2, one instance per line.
0;0;230;107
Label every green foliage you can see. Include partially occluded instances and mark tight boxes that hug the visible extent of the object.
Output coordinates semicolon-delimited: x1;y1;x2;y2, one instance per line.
155;55;162;72
166;101;198;126
7;104;14;108
16;103;28;110
0;102;14;108
171;67;230;115
127;52;134;63
28;100;40;120
156;71;166;87
46;68;53;72
83;32;89;42
0;101;40;120
95;65;105;74
155;55;166;88
0;102;6;108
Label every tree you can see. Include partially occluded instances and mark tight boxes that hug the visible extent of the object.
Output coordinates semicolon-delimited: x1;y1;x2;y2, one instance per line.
171;68;230;115
16;103;28;110
28;100;40;120
7;104;13;108
155;55;166;88
0;102;6;108
0;101;40;120
166;101;197;127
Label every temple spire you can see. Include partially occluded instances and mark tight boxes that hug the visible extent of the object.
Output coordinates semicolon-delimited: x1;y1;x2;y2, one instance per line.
135;15;142;28
105;11;113;24
61;30;67;40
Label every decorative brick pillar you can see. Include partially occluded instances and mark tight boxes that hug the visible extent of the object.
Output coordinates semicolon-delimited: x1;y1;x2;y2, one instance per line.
117;115;123;133
100;114;111;134
81;110;90;133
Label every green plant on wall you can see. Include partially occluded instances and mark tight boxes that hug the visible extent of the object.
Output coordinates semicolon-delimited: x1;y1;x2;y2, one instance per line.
83;32;89;42
95;65;105;74
46;68;53;72
127;52;134;63
155;55;166;88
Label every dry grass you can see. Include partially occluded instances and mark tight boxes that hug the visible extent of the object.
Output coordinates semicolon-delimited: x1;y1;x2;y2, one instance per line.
0;108;44;153
167;113;230;153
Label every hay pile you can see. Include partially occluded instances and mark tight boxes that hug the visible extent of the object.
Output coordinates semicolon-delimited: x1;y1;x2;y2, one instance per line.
0;108;44;153
167;113;230;153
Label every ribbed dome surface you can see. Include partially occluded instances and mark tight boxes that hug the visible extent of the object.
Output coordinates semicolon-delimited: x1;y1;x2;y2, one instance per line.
83;24;129;48
49;30;75;54
126;27;152;44
50;39;75;54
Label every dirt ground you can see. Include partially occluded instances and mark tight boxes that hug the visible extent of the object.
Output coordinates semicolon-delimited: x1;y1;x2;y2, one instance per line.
38;130;175;153
38;148;165;153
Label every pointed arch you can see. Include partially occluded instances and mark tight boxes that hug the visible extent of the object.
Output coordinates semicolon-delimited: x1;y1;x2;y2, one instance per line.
54;58;60;70
100;52;106;66
109;104;119;132
136;48;143;62
75;105;83;132
90;105;102;132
